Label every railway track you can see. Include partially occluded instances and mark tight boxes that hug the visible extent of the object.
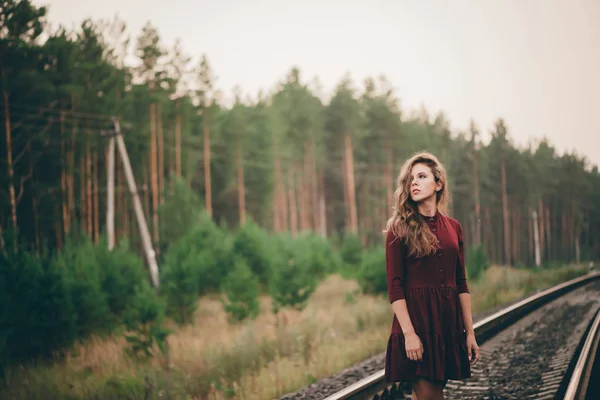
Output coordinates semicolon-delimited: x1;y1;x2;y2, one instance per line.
280;271;600;400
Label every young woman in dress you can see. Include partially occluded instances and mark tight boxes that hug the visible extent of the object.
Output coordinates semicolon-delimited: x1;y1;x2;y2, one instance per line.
384;151;479;400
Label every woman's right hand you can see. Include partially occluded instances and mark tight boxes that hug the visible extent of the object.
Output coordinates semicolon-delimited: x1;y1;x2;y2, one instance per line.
404;331;424;362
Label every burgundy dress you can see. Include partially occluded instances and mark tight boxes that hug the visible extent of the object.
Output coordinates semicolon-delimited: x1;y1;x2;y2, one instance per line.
384;210;471;382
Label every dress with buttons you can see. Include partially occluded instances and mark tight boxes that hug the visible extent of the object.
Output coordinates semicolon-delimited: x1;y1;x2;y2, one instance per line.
384;210;472;383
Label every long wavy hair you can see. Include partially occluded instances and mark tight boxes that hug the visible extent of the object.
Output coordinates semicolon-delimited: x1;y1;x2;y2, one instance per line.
385;151;450;258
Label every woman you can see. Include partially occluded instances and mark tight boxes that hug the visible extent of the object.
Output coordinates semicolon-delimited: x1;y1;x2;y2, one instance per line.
384;151;479;400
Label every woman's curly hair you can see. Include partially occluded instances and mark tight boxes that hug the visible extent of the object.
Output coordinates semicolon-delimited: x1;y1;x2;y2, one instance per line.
385;151;450;258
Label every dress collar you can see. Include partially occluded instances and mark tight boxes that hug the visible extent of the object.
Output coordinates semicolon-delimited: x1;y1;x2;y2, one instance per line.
419;209;440;223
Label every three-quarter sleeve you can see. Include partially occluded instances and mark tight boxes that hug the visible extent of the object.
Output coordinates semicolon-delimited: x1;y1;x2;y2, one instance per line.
386;229;407;303
455;221;470;294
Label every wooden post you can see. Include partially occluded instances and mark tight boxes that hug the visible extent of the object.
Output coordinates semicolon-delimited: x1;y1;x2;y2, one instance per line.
113;119;160;288
107;136;115;250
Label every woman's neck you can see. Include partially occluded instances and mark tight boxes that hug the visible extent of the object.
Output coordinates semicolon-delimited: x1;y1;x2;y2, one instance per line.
417;199;437;217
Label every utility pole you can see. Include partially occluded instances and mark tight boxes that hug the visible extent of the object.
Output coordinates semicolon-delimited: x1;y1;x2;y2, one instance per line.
104;119;160;288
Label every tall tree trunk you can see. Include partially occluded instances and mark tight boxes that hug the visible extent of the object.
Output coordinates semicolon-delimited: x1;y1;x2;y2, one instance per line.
157;103;165;205
473;146;481;245
538;199;545;263
500;159;510;264
86;142;92;239
386;144;394;220
237;141;246;226
528;207;533;263
273;135;283;232
532;209;541;267
93;148;99;244
342;154;350;228
344;133;358;233
32;195;40;251
55;209;62;251
512;207;519;263
60;110;69;237
300;151;310;232
318;170;327;238
29;147;39;251
288;168;297;235
280;170;289;231
2;73;17;234
311;139;319;233
545;205;551;262
144;160;150;223
204;113;213;217
175;100;182;177
150;103;159;247
68;99;76;234
81;151;86;235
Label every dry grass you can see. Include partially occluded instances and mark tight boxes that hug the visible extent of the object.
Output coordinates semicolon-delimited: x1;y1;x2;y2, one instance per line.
1;264;591;400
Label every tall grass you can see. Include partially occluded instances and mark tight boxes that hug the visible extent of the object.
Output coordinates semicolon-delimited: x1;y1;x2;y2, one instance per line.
0;263;592;400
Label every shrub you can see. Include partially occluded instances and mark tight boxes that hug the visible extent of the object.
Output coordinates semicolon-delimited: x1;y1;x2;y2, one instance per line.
162;212;234;296
338;232;363;278
158;175;204;253
160;249;200;325
220;258;261;324
357;248;387;295
52;237;112;338
466;244;490;281
123;284;171;360
293;233;344;280
269;245;318;314
231;221;277;288
0;241;75;374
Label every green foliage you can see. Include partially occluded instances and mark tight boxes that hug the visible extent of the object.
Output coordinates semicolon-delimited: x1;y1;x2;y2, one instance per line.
123;284;171;360
466;244;490;281
160;249;200;326
356;248;387;295
158;175;204;252
220;259;261;324
231;221;276;288
52;237;112;337
339;233;364;276
162;212;234;296
269;242;318;314
0;240;75;374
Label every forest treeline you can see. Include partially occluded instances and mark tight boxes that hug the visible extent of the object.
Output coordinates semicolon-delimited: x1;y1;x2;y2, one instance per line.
2;0;599;268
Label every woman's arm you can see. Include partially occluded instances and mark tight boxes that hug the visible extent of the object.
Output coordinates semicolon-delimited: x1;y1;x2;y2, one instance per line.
386;230;423;361
456;222;479;364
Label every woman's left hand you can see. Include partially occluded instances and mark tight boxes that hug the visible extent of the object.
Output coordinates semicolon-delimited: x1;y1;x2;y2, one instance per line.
466;333;479;365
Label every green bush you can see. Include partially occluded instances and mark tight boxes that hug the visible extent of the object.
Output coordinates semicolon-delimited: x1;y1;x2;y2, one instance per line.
466;244;490;281
220;258;261;324
123;284;171;360
231;221;277;288
293;233;344;280
162;213;234;296
51;237;112;338
269;244;318;314
160;248;200;325
338;232;363;278
357;248;387;295
158;175;204;253
0;241;75;374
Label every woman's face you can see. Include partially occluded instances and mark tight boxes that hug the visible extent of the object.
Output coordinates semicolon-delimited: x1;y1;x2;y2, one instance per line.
408;162;441;203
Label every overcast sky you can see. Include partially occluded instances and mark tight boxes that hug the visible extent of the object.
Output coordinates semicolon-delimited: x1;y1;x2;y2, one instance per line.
41;0;600;168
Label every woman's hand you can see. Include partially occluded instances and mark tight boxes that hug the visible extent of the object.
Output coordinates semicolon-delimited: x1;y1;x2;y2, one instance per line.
466;333;479;365
404;331;424;362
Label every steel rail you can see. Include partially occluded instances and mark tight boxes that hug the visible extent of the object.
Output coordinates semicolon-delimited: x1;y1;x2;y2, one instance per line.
563;306;600;400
